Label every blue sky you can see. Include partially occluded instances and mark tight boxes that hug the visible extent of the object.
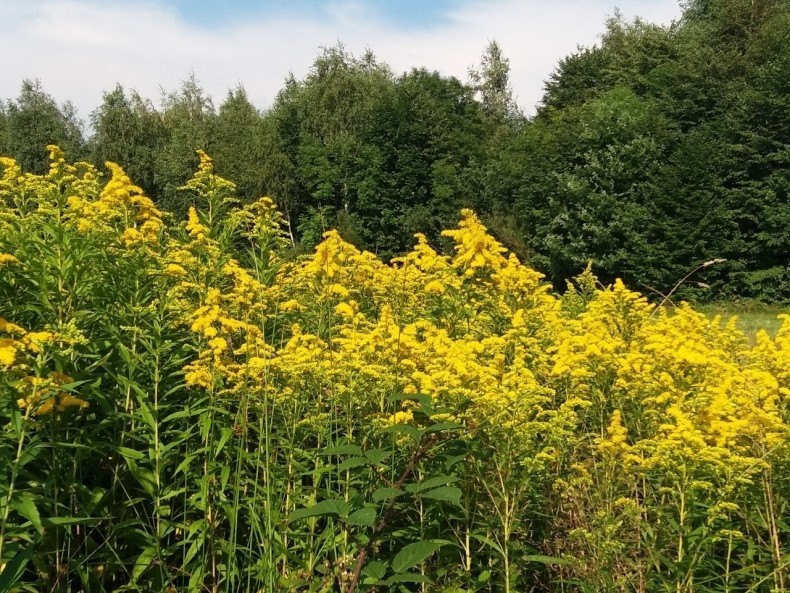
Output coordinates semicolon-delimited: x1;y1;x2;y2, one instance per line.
0;0;682;119
171;0;460;29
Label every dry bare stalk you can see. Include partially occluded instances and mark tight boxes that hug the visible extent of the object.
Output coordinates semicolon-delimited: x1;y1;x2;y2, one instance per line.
650;259;726;319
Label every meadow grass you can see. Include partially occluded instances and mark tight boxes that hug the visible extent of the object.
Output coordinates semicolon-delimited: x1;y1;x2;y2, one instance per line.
700;302;788;339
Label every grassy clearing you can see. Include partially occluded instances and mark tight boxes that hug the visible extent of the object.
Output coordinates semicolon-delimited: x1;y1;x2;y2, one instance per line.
700;302;788;339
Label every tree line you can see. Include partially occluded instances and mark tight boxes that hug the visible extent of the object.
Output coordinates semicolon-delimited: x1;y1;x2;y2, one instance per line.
1;0;788;302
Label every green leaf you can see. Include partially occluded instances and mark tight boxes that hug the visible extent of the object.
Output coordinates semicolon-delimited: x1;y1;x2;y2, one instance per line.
131;546;157;581
162;408;200;422
126;459;157;496
383;573;433;584
371;487;403;503
288;499;350;522
188;564;205;591
388;392;431;410
380;423;423;442
136;397;157;432
322;444;363;456
346;507;377;527
425;421;464;433
183;536;203;566
522;554;573;567
41;516;101;527
364;448;392;465
405;475;459;494
391;541;443;573
439;453;467;468
361;560;388;580
470;534;504;557
16;438;43;466
337;456;371;471
110;445;145;460
417;486;462;506
0;547;32;590
214;426;233;458
11;494;42;535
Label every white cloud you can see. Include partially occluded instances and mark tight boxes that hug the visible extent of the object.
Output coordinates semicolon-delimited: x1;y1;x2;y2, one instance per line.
0;0;682;122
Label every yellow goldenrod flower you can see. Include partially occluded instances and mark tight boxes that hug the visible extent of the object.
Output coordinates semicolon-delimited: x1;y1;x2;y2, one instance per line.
424;280;445;295
0;253;19;265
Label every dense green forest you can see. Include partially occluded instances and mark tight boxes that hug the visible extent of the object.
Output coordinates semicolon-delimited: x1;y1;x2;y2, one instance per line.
1;0;788;302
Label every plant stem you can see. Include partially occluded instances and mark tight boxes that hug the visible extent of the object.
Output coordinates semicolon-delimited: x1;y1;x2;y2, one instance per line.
0;405;32;563
347;439;430;593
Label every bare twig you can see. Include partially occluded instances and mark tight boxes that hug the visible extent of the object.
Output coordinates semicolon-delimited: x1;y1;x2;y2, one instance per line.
650;259;726;319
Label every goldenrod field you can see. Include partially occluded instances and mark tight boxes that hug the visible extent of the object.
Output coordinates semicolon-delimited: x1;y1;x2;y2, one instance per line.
1;148;788;592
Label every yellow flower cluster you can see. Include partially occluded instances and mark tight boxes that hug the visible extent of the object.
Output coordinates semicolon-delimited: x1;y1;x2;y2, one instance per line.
441;209;508;275
1;146;162;249
586;301;787;470
164;191;788;480
0;317;88;416
2;147;787;588
0;253;19;266
68;160;163;244
3;147;787;464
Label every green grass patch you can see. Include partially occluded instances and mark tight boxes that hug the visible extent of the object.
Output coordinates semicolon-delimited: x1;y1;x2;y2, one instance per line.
699;302;788;339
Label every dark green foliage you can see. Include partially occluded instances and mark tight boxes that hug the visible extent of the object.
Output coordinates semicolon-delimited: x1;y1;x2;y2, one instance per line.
269;45;489;258
2;0;789;301
525;0;790;301
88;84;167;197
270;46;394;250
516;87;676;290
357;68;487;257
156;73;217;215
0;102;8;156
3;80;84;173
213;87;267;201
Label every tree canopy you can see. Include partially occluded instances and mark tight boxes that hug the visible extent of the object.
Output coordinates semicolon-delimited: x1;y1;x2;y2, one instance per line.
2;0;789;302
